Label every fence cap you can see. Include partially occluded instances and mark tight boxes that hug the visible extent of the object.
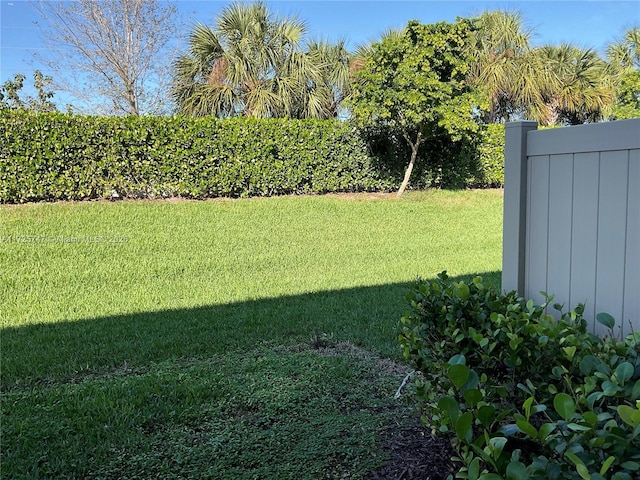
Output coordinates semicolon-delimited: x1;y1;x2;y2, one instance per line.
505;120;538;129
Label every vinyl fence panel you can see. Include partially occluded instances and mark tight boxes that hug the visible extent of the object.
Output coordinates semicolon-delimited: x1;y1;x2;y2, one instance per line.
503;119;640;336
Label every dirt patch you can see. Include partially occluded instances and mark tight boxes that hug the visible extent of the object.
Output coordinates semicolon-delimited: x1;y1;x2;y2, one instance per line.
366;418;459;480
309;341;459;479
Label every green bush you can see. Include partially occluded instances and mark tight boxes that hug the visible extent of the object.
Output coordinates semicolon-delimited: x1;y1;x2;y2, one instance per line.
473;124;505;187
361;123;505;190
0;111;397;203
0;111;506;203
399;272;640;480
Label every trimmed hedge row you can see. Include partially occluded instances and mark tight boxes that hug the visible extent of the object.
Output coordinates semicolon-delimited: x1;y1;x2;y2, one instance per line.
0;110;505;203
0;112;396;203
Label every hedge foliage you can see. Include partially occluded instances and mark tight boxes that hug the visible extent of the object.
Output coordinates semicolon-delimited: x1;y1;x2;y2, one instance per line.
400;272;640;480
0;110;505;203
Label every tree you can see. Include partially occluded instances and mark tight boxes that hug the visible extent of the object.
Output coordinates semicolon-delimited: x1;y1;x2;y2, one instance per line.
608;26;640;119
608;26;640;69
535;44;614;125
0;70;57;112
467;10;551;123
351;20;481;196
35;0;179;115
172;1;349;118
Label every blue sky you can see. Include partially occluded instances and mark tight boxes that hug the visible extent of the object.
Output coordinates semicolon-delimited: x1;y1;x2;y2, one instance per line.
1;0;639;102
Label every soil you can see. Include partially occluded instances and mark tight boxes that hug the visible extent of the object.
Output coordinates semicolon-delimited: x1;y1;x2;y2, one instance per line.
366;418;459;480
311;341;461;480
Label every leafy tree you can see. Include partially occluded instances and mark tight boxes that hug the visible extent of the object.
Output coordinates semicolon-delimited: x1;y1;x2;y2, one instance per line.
35;0;180;115
611;70;640;119
172;1;349;118
0;74;25;110
608;26;640;119
351;19;481;196
0;71;57;112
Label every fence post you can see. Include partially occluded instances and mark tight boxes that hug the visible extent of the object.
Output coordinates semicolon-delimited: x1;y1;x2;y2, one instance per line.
502;121;538;294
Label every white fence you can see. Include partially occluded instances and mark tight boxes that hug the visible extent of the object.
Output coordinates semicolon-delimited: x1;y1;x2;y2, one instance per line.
502;119;640;336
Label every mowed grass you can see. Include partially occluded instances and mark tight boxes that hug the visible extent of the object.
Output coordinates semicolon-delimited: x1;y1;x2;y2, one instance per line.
1;190;503;479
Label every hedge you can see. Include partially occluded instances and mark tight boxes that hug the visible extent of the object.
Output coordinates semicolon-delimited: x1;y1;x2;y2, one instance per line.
0;110;505;203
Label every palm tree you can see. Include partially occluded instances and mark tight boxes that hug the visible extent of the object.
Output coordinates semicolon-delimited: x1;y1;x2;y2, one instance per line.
172;1;346;118
297;39;351;118
535;44;614;125
608;26;640;70
607;27;640;120
467;10;550;123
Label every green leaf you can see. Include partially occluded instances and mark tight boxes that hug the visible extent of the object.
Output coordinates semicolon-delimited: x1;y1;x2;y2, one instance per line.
479;475;504;480
455;411;473;442
554;393;576;421
614;362;634;384
600;456;615;475
488;437;507;459
618;405;640;428
565;451;590;480
562;346;577;360
596;312;615;329
448;354;466;365
632;379;640;401
567;423;592;431
477;405;496;428
516;419;537;439
463;388;483;407
538;423;556;441
438;395;460;422
454;282;470;300
579;355;600;375
583;411;598;427
468;457;480;480
506;461;529;480
602;380;622;396
523;397;534;419
620;461;640;470
576;464;590;480
587;391;604;409
448;364;470;390
460;369;480;392
498;424;519;437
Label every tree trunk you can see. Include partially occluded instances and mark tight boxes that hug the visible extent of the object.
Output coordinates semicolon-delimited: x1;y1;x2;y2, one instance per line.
397;131;422;197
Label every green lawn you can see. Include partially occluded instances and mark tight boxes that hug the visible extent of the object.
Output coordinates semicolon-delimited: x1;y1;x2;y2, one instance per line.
1;190;503;478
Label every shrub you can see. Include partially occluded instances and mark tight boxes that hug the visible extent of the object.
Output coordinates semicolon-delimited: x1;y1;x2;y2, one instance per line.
0;111;396;203
361;123;505;190
473;123;504;188
1;111;506;203
399;272;640;480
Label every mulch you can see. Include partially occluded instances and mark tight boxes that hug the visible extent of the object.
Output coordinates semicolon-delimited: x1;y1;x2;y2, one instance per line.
366;418;459;480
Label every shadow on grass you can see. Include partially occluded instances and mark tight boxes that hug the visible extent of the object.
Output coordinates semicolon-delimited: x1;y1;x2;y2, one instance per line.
2;271;501;388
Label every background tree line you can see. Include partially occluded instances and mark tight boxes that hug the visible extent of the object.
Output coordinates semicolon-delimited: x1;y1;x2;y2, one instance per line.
2;1;638;195
3;1;638;123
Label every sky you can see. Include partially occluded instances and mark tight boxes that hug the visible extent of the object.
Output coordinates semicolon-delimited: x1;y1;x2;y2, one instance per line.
1;0;639;106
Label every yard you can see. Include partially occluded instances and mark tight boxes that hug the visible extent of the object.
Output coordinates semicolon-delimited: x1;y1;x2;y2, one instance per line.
1;190;503;478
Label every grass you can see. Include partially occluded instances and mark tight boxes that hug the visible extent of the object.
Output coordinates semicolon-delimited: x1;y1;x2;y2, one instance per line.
1;190;503;478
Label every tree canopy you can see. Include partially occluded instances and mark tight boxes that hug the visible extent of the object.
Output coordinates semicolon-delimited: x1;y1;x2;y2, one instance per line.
172;1;350;118
351;19;482;196
608;26;640;120
0;71;57;112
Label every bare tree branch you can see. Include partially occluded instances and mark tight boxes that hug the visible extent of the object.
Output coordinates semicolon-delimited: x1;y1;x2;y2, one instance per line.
34;0;181;115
